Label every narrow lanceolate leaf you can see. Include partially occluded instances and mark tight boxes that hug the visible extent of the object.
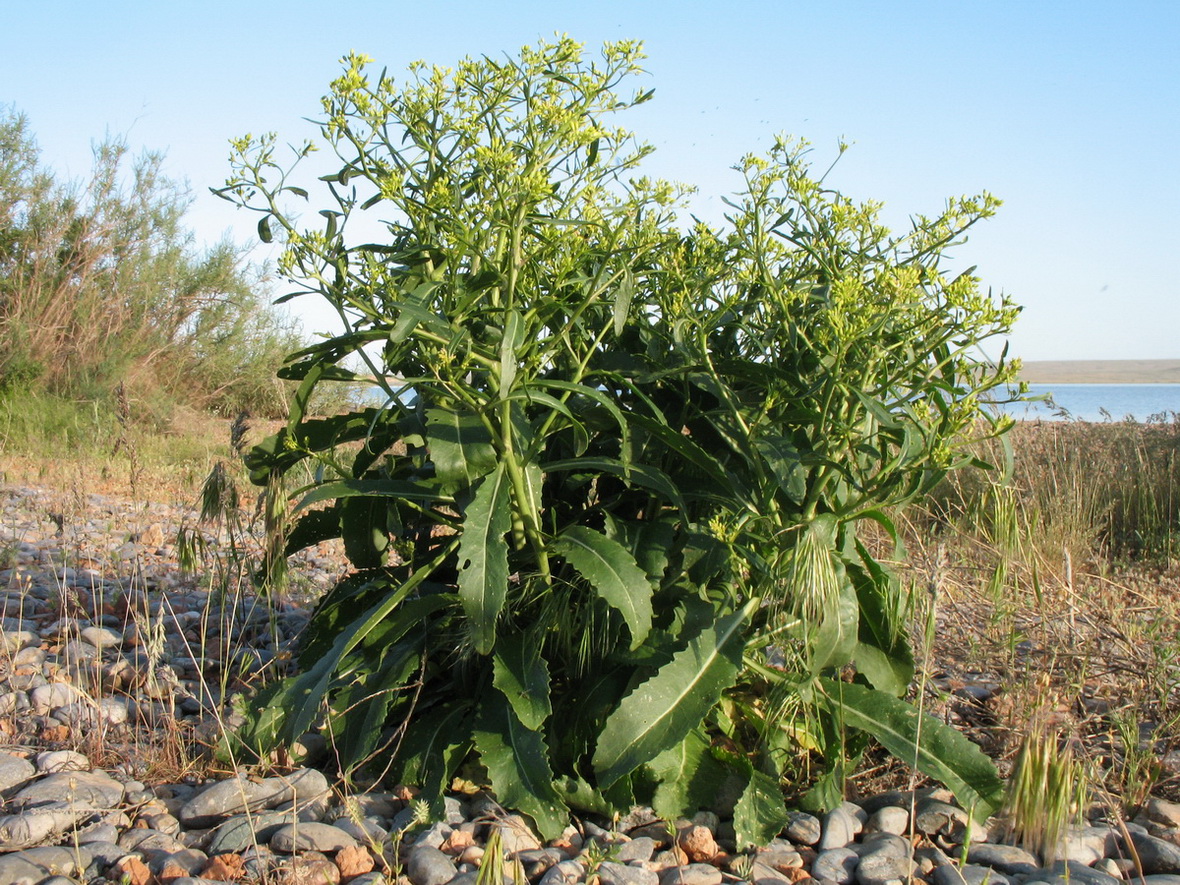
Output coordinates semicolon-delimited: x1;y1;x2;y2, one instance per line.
822;678;1005;820
593;602;753;786
553;527;653;649
732;767;789;849
498;308;524;394
292;479;442;515
458;463;513;655
493;634;552;731
427;408;496;490
474;693;568;841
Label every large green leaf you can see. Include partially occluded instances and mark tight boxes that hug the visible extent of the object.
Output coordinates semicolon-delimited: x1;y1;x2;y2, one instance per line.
473;693;568;841
646;727;728;821
821;678;1005;820
753;433;807;505
390;280;444;343
340;495;390;568
281;545;455;741
553;526;653;649
396;702;475;817
733;766;789;849
458;463;513;655
328;642;420;774
848;541;914;695
809;577;859;673
245;407;389;483
427;408;496;490
544;457;686;514
605;515;674;585
593;602;752;786
493;634;552;731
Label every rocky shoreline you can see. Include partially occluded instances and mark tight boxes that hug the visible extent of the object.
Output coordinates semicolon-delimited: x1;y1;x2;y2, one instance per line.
3;482;1180;885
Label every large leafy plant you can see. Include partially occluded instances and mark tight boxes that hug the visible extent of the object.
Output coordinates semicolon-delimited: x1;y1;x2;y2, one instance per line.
219;39;1020;844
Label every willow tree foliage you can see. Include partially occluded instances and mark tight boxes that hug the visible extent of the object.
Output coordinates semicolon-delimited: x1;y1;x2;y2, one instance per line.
219;39;1020;843
0;107;298;416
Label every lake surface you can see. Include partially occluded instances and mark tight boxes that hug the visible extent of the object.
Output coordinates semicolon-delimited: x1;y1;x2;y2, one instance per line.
999;384;1180;422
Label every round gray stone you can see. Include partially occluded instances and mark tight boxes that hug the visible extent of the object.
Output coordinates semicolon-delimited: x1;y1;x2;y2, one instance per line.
598;861;660;885
965;843;1040;876
0;753;36;793
539;860;586;885
813;847;860;884
856;833;910;859
856;852;918;885
661;862;724;885
34;750;89;773
270;821;359;854
12;769;125;809
615;836;657;863
819;808;859;850
787;811;822;846
933;864;1011;885
865;806;909;836
1131;831;1180;874
407;845;458;885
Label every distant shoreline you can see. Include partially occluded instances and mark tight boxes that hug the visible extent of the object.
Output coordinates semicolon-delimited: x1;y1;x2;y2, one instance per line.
1019;359;1180;384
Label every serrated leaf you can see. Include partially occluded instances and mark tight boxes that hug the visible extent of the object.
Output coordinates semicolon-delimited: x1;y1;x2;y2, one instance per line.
493;634;552;731
605;515;674;585
458;463;513;655
822;678;1005;820
553;526;653;649
733;767;789;849
427;408;496;489
753;434;807;504
281;550;453;741
646;727;727;821
593;602;752;786
474;693;568;841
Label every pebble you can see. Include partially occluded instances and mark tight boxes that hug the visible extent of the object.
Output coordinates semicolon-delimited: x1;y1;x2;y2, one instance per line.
818;807;860;850
3;481;1180;885
597;861;659;885
964;842;1040;875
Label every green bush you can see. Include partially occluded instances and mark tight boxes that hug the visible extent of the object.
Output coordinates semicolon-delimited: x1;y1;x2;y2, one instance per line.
222;39;1020;841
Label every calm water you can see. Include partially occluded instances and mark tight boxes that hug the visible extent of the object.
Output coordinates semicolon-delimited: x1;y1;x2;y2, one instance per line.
999;384;1180;422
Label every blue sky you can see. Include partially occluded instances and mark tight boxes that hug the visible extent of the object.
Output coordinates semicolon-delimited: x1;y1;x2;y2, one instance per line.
4;1;1177;361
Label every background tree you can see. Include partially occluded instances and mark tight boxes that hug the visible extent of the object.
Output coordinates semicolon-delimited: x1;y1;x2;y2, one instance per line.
0;106;300;418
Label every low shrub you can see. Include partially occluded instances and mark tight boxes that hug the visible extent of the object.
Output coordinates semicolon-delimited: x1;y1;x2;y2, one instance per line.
218;39;1021;841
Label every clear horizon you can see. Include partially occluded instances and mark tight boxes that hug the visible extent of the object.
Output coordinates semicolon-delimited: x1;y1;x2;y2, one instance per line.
4;1;1177;361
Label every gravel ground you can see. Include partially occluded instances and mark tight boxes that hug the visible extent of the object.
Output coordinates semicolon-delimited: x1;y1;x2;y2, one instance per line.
3;481;1180;885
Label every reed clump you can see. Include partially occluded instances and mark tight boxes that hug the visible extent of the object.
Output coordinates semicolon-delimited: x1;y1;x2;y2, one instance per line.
899;414;1180;810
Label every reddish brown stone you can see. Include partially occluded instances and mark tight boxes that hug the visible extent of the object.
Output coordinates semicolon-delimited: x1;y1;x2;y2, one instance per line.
440;829;476;855
201;853;247;881
335;844;376;881
114;856;155;885
677;826;719;864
